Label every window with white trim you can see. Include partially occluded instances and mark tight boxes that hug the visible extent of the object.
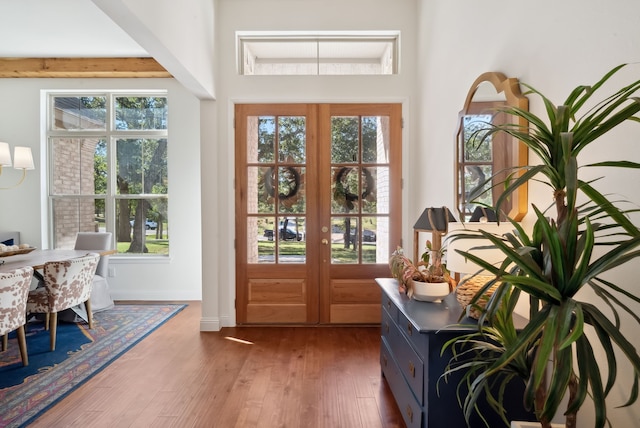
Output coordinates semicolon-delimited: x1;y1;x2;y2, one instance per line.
47;92;169;255
237;31;399;75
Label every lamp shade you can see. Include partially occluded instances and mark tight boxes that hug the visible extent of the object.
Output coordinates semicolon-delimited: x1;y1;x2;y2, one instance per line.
413;207;457;232
412;206;457;264
13;147;34;170
446;222;512;275
469;206;499;222
0;142;11;166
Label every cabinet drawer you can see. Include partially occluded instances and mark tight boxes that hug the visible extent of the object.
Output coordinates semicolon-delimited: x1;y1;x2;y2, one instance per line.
381;291;398;322
398;309;430;356
383;309;425;404
381;304;400;343
381;339;423;428
381;306;393;342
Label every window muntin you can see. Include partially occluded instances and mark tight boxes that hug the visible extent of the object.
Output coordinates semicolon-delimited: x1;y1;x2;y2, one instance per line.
48;93;168;255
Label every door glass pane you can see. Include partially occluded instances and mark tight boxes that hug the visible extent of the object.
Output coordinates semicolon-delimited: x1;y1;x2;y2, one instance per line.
362;115;390;163
247;116;275;163
278;116;306;163
277;216;306;263
332;166;359;213
249;166;275;214
362;216;389;264
361;166;379;214
278;166;305;213
249;217;275;263
331;116;359;163
331;217;359;264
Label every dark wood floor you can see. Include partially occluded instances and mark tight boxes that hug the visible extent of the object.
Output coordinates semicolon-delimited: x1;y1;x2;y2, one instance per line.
29;302;405;428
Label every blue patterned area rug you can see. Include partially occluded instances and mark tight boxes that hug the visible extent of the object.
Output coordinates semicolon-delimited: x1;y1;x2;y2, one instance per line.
0;304;186;427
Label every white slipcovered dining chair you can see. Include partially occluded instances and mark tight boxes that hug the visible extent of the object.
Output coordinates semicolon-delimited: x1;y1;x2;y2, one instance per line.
74;232;115;313
0;266;34;366
26;253;99;351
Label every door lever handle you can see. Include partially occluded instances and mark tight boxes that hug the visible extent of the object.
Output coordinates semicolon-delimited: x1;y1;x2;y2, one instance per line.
321;239;328;245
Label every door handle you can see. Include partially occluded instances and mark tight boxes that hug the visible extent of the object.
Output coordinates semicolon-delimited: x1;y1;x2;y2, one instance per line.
321;239;328;245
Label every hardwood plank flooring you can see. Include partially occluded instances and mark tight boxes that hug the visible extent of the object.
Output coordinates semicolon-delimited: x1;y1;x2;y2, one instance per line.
28;302;405;428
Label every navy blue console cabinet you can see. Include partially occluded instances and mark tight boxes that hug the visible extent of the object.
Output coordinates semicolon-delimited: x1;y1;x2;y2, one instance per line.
377;278;535;428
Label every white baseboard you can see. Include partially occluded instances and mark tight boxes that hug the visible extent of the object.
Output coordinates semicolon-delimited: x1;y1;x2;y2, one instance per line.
218;314;235;328
111;290;202;301
200;316;221;331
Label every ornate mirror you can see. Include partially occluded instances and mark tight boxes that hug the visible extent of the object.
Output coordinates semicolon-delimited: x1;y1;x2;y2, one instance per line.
455;72;529;222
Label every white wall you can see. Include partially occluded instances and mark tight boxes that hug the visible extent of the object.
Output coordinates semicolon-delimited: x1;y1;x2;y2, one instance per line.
417;0;640;425
0;78;203;302
92;0;216;100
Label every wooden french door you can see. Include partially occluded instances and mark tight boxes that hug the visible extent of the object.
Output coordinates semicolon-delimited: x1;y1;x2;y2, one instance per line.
235;103;402;324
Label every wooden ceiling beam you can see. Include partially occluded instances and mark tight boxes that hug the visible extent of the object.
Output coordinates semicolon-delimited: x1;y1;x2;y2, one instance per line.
0;57;172;78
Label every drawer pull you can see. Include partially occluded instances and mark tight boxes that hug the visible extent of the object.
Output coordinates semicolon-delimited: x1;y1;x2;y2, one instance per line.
406;404;413;422
387;299;391;309
384;322;389;334
407;322;412;336
408;360;415;377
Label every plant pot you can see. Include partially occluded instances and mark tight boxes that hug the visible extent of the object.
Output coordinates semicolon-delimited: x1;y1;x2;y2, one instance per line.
410;279;450;302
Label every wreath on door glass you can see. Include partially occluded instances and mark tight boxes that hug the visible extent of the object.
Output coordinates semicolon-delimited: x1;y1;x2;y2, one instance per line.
333;167;376;210
262;166;300;202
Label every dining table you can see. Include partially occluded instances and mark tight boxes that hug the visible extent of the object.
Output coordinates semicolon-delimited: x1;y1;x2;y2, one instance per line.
0;249;116;273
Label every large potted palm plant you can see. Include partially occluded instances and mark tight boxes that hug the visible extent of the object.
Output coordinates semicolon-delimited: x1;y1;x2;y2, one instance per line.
443;64;640;428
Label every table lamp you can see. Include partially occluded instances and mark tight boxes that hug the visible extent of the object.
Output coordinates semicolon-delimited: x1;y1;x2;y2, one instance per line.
412;206;456;264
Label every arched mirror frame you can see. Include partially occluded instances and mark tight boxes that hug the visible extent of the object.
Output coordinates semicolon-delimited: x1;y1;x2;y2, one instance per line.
455;72;529;222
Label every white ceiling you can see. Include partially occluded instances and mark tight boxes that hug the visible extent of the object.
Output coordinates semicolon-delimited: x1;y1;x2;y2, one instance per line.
0;0;148;57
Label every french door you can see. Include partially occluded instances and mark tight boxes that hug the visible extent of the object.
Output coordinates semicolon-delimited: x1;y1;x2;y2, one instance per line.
235;103;402;324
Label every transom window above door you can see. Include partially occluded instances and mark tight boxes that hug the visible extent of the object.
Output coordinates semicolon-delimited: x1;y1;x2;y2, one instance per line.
237;31;400;76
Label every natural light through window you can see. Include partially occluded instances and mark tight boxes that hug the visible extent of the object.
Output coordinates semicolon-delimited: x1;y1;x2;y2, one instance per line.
237;31;399;76
47;92;169;256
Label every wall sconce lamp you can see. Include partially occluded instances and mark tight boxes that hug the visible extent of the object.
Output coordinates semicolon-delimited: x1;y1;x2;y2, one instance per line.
0;142;35;189
412;206;457;264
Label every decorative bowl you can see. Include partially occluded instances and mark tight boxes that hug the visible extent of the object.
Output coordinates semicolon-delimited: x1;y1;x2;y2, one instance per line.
411;280;450;302
0;247;37;257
